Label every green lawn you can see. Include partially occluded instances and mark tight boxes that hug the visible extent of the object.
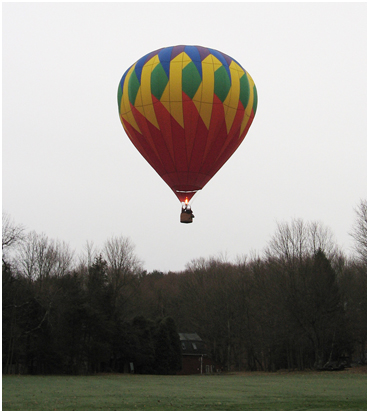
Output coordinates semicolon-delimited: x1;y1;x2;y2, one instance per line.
2;369;367;411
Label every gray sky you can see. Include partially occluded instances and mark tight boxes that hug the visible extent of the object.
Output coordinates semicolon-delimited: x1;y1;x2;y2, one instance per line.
3;2;367;272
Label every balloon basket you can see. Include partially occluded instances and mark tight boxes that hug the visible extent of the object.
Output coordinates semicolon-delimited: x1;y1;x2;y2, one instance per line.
180;212;193;224
180;205;194;224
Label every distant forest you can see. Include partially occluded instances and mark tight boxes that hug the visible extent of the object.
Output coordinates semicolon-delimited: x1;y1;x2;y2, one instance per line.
2;200;366;375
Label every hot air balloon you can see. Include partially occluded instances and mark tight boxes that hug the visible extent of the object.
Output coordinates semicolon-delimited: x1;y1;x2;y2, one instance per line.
117;45;257;223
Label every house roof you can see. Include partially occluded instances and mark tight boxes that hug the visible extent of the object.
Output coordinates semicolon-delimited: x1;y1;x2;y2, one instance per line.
178;333;202;341
178;332;207;356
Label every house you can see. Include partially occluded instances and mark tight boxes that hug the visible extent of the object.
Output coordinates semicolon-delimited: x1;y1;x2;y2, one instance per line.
178;333;222;375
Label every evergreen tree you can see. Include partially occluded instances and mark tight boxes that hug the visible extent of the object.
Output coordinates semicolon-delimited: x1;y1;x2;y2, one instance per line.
51;272;87;374
131;316;156;374
154;318;172;374
84;256;114;373
163;317;182;373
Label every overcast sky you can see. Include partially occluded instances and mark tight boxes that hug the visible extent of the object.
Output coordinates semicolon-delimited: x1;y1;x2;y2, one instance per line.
3;2;367;272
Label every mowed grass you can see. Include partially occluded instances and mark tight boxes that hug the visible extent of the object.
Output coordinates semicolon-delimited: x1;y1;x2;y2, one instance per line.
2;369;367;411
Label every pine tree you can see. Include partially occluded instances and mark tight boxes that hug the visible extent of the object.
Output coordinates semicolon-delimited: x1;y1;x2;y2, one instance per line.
163;317;182;373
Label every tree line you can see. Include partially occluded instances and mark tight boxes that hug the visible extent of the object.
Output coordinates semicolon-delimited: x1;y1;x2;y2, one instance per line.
2;200;367;374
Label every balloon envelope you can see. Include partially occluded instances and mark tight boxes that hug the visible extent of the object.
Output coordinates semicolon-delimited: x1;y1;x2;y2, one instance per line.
118;45;257;203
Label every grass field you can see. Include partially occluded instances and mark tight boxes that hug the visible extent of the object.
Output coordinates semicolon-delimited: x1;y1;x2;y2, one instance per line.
2;368;367;411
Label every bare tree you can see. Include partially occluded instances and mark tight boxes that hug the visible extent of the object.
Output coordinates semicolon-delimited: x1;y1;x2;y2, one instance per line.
350;199;367;264
265;218;337;263
2;212;25;250
2;212;26;266
266;219;307;264
185;256;210;272
103;236;143;278
78;240;99;269
15;231;74;282
15;231;38;280
308;221;337;260
53;240;75;278
103;235;143;319
265;219;342;369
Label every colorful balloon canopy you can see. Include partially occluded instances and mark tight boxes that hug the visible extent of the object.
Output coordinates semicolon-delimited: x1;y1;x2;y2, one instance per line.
117;45;257;203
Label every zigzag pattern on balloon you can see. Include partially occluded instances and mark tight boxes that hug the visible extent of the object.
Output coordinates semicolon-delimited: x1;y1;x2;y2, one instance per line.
118;45;257;202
